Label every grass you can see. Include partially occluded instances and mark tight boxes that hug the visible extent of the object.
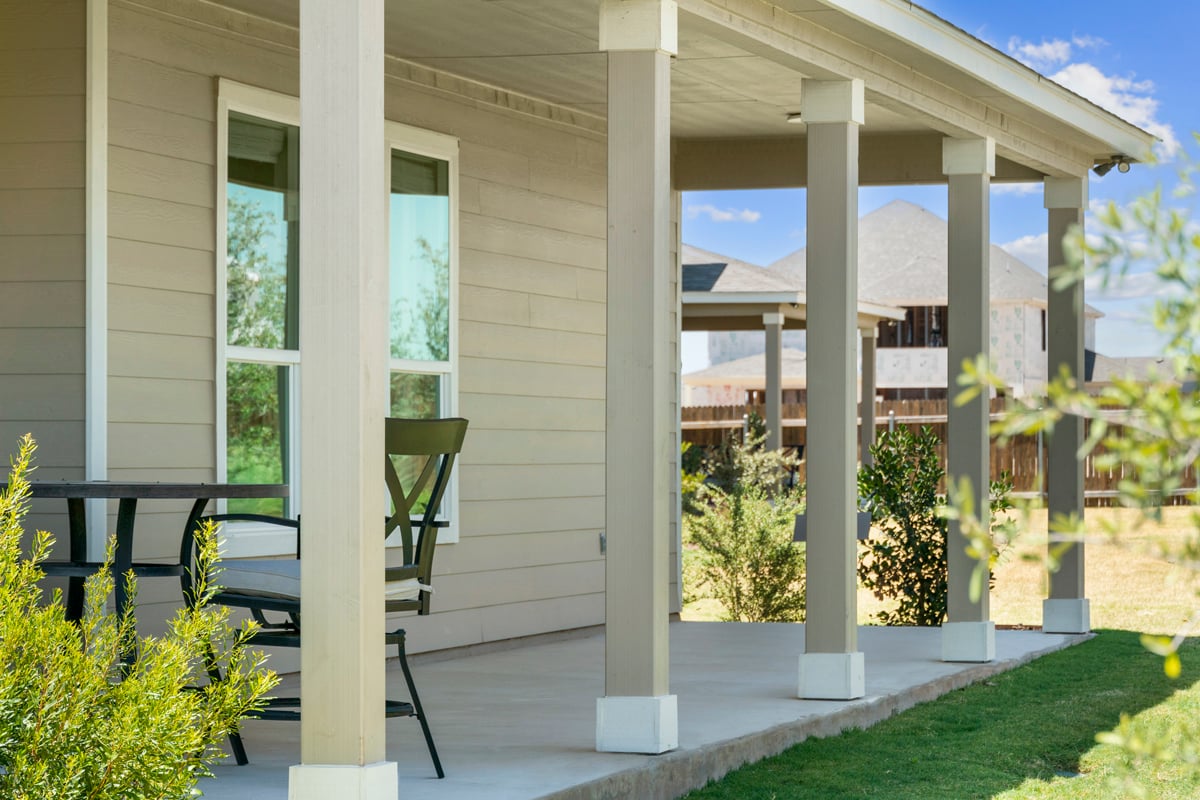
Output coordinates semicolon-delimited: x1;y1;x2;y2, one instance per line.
679;505;1200;798
685;506;1199;634
681;631;1200;800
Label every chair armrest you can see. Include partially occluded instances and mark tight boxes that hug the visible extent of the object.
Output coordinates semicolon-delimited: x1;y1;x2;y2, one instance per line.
385;564;420;582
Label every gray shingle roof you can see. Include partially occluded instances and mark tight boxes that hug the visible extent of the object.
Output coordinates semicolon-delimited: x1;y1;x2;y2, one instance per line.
682;244;798;294
765;199;1100;315
684;347;810;385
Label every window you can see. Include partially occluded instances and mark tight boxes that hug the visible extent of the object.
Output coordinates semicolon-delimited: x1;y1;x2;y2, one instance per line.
877;306;947;349
216;83;459;554
223;110;300;520
386;122;460;534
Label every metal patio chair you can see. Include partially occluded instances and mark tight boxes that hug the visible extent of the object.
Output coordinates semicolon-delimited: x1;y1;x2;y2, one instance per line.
182;416;469;777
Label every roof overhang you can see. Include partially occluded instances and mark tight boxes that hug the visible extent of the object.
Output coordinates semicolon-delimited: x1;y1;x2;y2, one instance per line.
199;0;1157;184
682;290;904;331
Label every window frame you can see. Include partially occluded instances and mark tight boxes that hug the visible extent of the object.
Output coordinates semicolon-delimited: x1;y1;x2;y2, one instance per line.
214;80;461;556
384;119;461;544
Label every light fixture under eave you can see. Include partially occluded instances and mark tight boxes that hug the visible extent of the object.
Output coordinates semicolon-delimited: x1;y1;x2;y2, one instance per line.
786;112;804;124
1093;155;1132;177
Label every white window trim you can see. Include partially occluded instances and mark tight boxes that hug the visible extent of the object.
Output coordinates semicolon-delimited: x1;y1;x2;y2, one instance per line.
385;119;461;544
216;80;302;558
215;80;461;556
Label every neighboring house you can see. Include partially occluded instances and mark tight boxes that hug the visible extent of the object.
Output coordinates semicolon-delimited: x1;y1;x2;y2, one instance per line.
697;200;1104;403
0;0;1153;781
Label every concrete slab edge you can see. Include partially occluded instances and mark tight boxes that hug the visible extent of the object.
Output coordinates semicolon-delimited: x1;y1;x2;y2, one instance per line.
538;632;1091;800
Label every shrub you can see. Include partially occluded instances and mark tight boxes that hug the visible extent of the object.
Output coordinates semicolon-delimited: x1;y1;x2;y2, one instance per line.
680;441;707;517
857;425;1013;626
686;484;806;622
0;435;277;799
701;412;799;499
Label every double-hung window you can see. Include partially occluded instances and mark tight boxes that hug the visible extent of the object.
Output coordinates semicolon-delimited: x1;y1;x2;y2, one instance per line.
216;82;460;554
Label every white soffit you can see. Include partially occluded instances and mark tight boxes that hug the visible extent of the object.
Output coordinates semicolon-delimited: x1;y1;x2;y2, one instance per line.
204;0;1155;169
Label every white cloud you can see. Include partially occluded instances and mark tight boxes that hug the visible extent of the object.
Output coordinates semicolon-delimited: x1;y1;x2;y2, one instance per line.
1001;233;1049;273
1008;37;1072;70
1005;35;1177;158
992;182;1041;197
1050;63;1178;156
686;204;762;224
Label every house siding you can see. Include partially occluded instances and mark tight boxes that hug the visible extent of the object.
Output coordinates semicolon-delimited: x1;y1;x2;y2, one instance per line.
106;0;612;652
0;0;87;557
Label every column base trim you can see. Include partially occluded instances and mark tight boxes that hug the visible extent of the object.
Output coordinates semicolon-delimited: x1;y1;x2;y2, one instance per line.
1043;598;1091;634
798;651;865;700
596;695;678;754
942;621;995;662
288;761;397;800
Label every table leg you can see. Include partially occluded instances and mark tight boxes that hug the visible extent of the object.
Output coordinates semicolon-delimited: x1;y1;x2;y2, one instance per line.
66;497;87;622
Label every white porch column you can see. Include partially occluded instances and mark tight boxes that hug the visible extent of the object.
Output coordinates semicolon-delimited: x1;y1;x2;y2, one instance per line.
85;0;109;560
1043;176;1091;634
798;79;865;700
942;137;995;663
764;312;784;451
292;0;395;797
860;328;877;467
596;0;678;755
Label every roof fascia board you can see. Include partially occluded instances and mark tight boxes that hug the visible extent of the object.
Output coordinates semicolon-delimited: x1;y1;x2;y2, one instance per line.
678;0;1105;175
813;0;1156;159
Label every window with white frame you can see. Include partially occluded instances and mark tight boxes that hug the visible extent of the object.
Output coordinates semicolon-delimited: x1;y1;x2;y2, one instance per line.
216;82;460;551
385;123;460;534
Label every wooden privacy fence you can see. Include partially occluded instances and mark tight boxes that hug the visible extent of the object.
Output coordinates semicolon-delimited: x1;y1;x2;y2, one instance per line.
681;398;1197;506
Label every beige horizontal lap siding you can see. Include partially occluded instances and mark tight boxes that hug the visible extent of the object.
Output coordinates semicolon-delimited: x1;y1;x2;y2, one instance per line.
0;0;87;540
413;87;609;651
106;1;610;651
104;4;225;633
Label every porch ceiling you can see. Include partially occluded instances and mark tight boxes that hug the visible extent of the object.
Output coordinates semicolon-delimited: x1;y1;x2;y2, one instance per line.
212;0;1155;182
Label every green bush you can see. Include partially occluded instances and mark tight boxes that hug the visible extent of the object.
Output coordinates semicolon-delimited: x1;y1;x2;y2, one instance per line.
857;425;1013;626
680;441;707;517
701;412;799;499
0;435;277;799
686;484;806;622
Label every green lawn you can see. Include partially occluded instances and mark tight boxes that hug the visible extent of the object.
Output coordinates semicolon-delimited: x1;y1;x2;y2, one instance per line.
679;506;1200;798
682;632;1200;799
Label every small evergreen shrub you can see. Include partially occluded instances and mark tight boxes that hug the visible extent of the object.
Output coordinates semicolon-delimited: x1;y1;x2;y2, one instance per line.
857;425;1012;626
0;435;277;799
686;484;806;622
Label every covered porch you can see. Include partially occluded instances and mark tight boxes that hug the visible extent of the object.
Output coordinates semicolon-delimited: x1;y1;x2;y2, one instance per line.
199;622;1085;800
0;0;1156;796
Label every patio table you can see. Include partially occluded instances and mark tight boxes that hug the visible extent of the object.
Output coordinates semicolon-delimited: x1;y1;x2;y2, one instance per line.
4;481;288;622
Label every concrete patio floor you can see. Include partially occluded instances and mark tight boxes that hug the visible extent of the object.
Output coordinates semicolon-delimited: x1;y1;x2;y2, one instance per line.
198;622;1085;800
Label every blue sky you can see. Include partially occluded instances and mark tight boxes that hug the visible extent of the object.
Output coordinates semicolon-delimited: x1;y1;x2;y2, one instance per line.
682;1;1199;371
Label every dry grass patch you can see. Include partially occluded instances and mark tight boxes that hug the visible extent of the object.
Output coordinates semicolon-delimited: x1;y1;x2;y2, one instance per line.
685;505;1198;635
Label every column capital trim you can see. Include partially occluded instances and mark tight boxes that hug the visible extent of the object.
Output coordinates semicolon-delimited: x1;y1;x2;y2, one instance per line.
762;311;785;326
943;137;995;177
1044;176;1088;209
599;0;678;55
801;78;865;125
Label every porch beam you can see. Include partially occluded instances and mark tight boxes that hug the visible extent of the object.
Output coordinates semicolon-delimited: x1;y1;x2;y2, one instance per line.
1043;176;1091;634
293;0;395;796
798;78;865;701
673;134;1044;191
677;0;1099;177
942;137;995;662
597;0;678;756
764;312;783;451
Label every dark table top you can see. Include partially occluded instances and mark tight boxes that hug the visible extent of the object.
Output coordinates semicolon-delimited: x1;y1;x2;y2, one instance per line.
6;481;289;500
